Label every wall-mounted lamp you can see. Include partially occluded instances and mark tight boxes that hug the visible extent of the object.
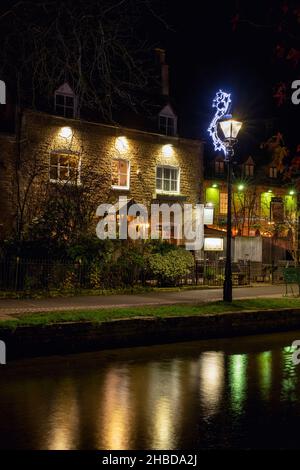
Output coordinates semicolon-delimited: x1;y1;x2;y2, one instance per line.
115;136;129;153
289;190;295;195
238;184;244;191
212;183;218;188
162;144;174;158
59;126;73;140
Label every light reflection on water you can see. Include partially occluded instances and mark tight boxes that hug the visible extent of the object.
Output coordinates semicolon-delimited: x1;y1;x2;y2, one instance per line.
1;330;300;449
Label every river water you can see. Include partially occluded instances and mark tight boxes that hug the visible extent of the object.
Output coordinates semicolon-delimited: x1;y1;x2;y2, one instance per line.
1;330;300;449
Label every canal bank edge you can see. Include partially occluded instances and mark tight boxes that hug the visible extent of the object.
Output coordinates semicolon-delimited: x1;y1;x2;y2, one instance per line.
2;308;300;359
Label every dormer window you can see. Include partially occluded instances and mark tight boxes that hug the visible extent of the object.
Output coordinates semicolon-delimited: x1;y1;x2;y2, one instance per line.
269;167;277;178
244;157;255;177
54;83;77;118
215;160;224;174
159;116;175;136
158;104;177;136
245;164;254;176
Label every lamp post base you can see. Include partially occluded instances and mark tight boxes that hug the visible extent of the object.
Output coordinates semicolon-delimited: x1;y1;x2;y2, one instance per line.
223;278;232;302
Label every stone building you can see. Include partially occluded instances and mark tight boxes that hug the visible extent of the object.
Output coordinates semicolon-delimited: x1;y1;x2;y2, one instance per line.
0;108;203;242
0;48;204;245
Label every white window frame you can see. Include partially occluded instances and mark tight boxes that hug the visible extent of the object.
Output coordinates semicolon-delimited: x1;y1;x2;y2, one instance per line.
111;158;131;190
159;114;177;136
49;151;81;185
156;165;180;195
269;166;277;178
55;92;76;118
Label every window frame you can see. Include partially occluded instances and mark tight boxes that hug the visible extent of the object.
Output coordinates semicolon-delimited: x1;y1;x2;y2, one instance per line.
219;192;228;214
269;166;278;178
111;158;131;190
245;164;254;177
158;114;177;136
54;92;76;118
49;150;81;185
215;160;225;174
156;165;180;195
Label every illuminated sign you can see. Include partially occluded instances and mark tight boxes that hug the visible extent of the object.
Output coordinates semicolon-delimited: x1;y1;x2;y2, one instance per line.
204;237;224;251
204;207;214;225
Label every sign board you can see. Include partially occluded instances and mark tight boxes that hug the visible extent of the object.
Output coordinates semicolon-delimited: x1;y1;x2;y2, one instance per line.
204;207;214;225
204;237;224;251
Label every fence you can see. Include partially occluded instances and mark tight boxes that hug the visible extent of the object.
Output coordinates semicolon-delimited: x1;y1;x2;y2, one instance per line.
0;257;292;293
195;260;291;287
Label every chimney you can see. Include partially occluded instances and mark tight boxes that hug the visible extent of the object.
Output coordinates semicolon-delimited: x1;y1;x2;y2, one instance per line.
155;48;169;97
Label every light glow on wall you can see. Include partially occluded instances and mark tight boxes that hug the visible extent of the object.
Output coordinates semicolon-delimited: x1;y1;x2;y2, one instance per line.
208;90;232;155
59;126;73;140
162;144;174;158
115;136;129;153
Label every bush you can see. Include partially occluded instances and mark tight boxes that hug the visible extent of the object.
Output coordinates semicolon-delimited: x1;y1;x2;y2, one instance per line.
147;247;194;286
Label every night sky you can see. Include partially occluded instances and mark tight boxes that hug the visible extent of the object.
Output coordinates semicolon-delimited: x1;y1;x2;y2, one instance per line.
153;0;300;158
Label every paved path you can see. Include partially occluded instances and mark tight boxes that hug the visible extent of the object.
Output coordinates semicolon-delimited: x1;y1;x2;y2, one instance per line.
0;285;292;320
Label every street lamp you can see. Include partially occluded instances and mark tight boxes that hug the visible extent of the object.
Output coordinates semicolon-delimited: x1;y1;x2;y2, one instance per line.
219;117;242;302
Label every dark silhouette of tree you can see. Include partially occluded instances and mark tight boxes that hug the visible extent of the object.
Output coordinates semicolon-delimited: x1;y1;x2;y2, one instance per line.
0;0;162;120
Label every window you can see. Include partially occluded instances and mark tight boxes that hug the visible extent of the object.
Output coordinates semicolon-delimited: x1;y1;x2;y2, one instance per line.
50;152;80;184
245;164;254;176
54;83;77;118
112;159;130;189
156;166;179;193
215;160;224;174
55;93;75;118
159;115;175;136
219;192;228;214
269;167;277;178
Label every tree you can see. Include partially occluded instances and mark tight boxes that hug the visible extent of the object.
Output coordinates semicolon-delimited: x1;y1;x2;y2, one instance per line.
0;0;161;121
232;185;260;236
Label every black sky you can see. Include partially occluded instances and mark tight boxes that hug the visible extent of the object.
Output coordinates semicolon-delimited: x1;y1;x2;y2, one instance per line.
152;0;300;157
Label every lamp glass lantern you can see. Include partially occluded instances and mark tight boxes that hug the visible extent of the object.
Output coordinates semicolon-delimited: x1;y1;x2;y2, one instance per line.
219;119;242;141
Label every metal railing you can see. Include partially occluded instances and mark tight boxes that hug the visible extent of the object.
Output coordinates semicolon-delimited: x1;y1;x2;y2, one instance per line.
0;257;291;293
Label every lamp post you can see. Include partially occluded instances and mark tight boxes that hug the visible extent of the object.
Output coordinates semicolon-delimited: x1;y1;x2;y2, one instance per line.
219;118;242;302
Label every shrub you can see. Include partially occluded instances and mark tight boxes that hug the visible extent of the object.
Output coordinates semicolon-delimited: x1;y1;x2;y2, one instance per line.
147;247;194;286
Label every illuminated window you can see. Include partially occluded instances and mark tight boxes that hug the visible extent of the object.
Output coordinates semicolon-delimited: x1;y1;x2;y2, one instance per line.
156;166;179;193
54;83;77;118
215;160;224;174
112;159;130;189
219;192;228;214
50;152;80;184
269;167;277;178
159;115;175;136
245;164;254;176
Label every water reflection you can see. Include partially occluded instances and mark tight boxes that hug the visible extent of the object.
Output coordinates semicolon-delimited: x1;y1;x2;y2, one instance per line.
199;352;224;416
229;354;248;413
148;361;182;449
257;351;272;399
46;379;79;450
99;368;133;450
1;331;300;449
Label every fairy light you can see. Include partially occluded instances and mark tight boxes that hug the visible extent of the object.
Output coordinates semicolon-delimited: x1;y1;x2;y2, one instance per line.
208;90;232;155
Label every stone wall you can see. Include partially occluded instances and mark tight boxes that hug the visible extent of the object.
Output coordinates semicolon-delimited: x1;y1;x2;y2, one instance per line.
0;110;203;239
